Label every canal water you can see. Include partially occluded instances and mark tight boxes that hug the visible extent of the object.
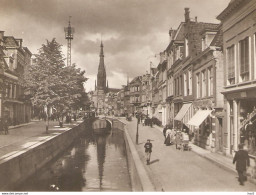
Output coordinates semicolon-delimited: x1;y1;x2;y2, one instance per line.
15;128;132;191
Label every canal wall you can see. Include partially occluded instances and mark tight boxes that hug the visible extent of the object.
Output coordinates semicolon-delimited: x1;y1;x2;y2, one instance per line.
112;119;155;192
0;121;87;191
112;120;143;191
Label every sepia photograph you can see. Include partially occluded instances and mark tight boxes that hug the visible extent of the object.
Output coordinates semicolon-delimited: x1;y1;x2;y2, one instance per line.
0;0;255;193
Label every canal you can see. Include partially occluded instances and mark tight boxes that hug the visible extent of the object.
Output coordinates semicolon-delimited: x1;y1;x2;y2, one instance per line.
15;128;132;191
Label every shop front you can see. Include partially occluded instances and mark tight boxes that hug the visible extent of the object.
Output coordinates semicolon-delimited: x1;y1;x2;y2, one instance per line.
174;102;193;131
187;99;216;151
224;89;256;157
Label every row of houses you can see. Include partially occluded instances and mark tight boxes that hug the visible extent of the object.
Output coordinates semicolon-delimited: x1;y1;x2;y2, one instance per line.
0;31;32;126
114;0;256;158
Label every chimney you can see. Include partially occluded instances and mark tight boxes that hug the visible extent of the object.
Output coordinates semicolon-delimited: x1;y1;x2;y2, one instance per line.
15;38;23;48
0;31;4;46
195;16;198;23
185;8;190;22
169;28;175;42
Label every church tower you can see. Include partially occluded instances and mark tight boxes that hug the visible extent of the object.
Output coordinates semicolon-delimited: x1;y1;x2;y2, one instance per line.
97;41;107;92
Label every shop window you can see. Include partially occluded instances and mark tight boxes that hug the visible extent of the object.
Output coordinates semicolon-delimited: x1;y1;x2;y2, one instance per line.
240;37;249;82
240;100;256;156
227;45;235;85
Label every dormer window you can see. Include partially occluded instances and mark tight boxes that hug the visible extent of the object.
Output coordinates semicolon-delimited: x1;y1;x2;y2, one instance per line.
202;36;206;51
201;31;217;51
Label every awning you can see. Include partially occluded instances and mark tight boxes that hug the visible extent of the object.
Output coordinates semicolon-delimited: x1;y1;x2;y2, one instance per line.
187;110;212;127
174;103;192;121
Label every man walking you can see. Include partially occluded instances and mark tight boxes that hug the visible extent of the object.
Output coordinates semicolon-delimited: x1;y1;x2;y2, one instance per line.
144;139;152;165
233;144;250;185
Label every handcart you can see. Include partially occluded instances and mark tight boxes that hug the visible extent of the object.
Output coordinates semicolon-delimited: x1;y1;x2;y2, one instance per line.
181;132;191;151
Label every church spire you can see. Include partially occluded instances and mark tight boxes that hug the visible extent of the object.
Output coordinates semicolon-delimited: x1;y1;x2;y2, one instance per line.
97;41;106;91
100;40;104;57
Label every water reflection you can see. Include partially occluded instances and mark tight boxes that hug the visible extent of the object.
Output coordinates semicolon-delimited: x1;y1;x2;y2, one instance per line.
15;129;131;192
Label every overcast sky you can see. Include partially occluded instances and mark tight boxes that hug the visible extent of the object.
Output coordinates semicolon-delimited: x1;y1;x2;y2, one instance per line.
0;0;230;91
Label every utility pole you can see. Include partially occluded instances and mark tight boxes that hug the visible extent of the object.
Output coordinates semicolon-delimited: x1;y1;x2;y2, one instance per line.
64;16;75;66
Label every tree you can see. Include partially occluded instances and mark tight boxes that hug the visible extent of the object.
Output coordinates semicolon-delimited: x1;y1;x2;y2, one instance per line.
25;38;88;132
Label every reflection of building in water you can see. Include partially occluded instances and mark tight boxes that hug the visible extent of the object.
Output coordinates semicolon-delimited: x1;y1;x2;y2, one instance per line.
96;134;107;191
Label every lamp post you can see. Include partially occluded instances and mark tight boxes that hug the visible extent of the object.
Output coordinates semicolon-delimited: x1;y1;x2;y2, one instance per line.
136;115;139;144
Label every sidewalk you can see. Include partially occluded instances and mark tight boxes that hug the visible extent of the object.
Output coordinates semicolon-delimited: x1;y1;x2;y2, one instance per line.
120;117;256;191
0;120;82;162
153;124;256;184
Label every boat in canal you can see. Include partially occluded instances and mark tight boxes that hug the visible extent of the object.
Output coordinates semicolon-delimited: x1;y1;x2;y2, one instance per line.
92;118;111;134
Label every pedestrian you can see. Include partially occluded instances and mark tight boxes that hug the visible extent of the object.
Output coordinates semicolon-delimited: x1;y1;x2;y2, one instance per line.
144;139;152;165
3;117;9;135
233;144;250;186
163;125;168;143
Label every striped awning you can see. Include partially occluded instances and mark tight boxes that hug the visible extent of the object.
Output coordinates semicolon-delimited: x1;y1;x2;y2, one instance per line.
187;110;212;127
174;103;192;121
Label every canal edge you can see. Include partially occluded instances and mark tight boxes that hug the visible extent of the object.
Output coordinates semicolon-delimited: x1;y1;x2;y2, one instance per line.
115;119;156;192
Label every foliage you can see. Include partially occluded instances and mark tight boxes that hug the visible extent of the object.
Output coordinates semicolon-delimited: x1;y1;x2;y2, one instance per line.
25;38;88;117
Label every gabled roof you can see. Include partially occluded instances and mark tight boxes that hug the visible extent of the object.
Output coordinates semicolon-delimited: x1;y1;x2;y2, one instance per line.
3;36;19;47
174;22;185;41
166;22;185;52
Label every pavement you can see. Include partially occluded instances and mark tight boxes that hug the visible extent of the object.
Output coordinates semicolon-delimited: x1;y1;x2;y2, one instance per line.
118;117;256;191
0;120;82;162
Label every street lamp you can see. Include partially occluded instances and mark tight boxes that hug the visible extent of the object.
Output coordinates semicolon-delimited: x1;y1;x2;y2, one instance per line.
136;114;139;144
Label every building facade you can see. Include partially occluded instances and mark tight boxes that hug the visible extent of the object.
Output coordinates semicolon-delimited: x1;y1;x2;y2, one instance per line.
217;0;256;157
0;31;32;126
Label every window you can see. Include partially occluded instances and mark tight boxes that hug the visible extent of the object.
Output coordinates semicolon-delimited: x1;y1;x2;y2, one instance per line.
202;70;206;97
227;45;235;84
202;37;206;51
188;70;192;95
184;72;187;96
240;37;249;81
208;67;213;96
179;75;182;95
196;73;200;98
185;38;189;57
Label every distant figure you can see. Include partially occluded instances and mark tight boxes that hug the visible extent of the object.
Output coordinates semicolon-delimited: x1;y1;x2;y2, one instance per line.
144;139;153;165
233;144;250;185
3;117;9;135
163;125;168;142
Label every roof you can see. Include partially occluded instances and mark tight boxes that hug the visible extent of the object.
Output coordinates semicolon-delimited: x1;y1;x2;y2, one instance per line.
216;0;247;20
108;88;120;93
166;22;185;51
3;36;19;47
174;22;185;41
199;22;219;31
210;27;223;48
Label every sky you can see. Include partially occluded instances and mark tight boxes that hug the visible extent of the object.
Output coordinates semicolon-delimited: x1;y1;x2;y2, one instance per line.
0;0;230;92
